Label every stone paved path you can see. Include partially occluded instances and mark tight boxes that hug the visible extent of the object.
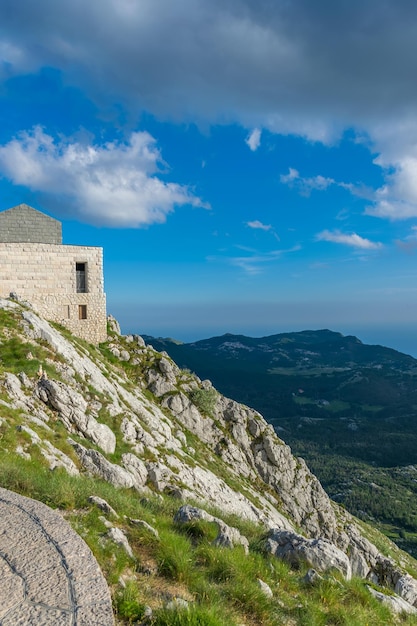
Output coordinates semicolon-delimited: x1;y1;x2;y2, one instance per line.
0;487;114;625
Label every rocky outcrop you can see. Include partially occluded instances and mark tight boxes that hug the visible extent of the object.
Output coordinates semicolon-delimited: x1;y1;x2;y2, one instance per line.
265;529;352;580
37;379;116;454
367;586;417;615
174;504;250;553
72;443;137;489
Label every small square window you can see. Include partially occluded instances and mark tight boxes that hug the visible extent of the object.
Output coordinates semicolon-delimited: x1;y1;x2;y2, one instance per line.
78;305;87;320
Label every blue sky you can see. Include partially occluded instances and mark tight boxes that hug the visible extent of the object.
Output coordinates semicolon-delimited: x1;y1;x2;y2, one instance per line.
1;1;417;354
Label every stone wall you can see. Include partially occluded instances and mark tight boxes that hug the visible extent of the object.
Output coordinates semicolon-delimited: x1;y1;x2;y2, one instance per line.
0;243;107;344
0;204;62;244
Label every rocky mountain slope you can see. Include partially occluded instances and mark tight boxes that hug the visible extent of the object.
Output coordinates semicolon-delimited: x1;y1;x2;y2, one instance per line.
2;299;417;623
143;331;417;553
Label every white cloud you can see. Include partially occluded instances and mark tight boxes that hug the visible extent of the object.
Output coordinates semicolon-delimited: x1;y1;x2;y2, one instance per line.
246;220;272;231
280;168;299;184
0;126;206;227
280;168;354;196
316;230;383;250
366;155;417;220
245;128;261;151
230;250;283;275
210;244;300;275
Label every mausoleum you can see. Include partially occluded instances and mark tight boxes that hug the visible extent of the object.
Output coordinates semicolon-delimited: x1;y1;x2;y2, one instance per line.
0;204;107;344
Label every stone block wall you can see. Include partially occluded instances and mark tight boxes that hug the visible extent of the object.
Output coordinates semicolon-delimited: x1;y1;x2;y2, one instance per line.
0;243;107;344
0;204;62;244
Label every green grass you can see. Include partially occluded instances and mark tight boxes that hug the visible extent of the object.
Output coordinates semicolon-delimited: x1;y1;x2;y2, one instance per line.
115;581;146;623
0;451;414;625
152;603;236;626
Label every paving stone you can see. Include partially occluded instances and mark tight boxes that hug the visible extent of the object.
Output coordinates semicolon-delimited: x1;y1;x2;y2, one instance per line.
0;487;114;625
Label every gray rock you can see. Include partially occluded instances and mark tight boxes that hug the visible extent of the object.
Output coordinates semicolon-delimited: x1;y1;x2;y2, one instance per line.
37;378;116;454
135;335;146;347
174;504;211;524
15;445;31;460
17;425;79;475
257;578;273;598
18;372;32;389
213;522;249;554
129;519;159;539
146;462;173;491
159;357;174;375
395;574;417;607
165;598;189;611
107;527;134;558
121;453;148;487
298;538;352;581
107;315;121;335
367;585;417;615
72;443;135;488
265;529;352;580
147;373;177;397
349;546;371;579
99;515;114;529
174;504;249;553
302;568;323;585
89;496;119;518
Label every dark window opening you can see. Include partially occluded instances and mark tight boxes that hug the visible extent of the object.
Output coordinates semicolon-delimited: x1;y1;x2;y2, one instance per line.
76;262;87;293
78;305;87;320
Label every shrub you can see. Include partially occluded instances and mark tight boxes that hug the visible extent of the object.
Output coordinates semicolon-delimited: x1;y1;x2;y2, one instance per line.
189;388;217;417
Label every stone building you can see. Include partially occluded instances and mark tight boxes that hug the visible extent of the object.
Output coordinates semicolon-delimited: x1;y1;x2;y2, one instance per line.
0;204;107;344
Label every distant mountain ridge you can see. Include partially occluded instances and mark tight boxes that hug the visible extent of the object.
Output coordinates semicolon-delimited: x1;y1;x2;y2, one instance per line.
142;329;417;417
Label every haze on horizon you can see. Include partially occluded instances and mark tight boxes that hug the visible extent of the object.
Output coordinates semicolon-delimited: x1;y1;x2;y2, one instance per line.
1;1;417;357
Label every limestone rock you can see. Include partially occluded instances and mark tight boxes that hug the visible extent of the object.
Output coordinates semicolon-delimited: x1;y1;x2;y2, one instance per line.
37;378;116;454
257;578;273;598
72;443;135;489
165;598;189;611
129;519;159;539
121;453;148;487
17;425;79;475
349;546;371;579
162;392;217;445
107;527;134;558
120;350;130;362
395;574;417;607
89;496;119;518
298;538;352;581
265;529;352;580
302;569;323;585
174;504;249;553
367;586;417;615
213;522;249;554
174;504;211;524
107;315;121;335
